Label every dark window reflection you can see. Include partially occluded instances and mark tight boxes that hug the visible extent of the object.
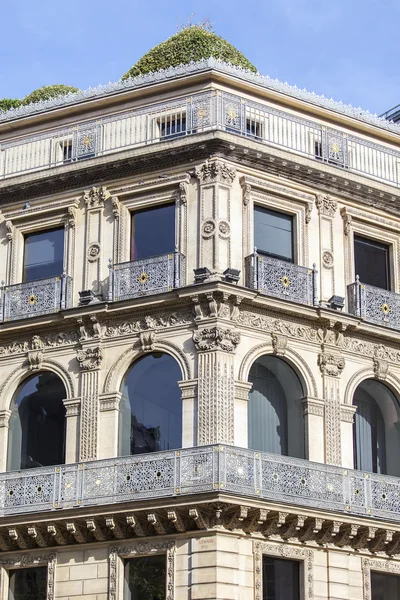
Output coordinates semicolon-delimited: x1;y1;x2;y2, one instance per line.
119;353;182;455
8;567;47;600
7;372;66;471
254;206;293;263
124;555;166;600
371;571;400;600
23;228;64;282
354;235;390;290
131;204;175;260
263;557;300;600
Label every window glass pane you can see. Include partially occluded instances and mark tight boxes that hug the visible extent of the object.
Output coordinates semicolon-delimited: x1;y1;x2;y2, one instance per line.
131;204;175;260
7;372;66;471
262;556;300;600
124;555;166;600
9;567;47;600
354;235;390;290
254;206;293;262
119;353;182;455
23;228;64;282
371;571;400;600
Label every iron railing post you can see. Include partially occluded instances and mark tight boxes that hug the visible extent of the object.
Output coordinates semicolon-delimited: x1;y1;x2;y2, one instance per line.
174;247;180;289
355;275;361;318
312;263;318;306
253;247;259;291
0;280;4;323
60;271;67;310
108;259;114;302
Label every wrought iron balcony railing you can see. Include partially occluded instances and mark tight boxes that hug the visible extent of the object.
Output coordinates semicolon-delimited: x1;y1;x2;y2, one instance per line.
0;274;72;322
1;445;400;522
108;252;185;302
1;90;400;188
347;276;400;330
245;251;318;306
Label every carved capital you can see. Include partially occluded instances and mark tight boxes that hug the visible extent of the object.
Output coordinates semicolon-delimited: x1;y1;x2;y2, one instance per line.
340;404;356;423
373;357;389;381
63;398;81;417
0;409;12;428
235;381;253;400
83;186;109;208
318;352;345;377
193;327;240;353
195;160;236;185
302;397;325;417
76;347;103;370
316;194;337;217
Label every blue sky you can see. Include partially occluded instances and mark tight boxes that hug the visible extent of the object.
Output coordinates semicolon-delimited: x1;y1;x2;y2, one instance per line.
1;0;399;116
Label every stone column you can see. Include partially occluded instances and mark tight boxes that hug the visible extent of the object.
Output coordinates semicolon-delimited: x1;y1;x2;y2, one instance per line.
318;347;345;466
76;345;103;461
194;160;236;279
63;398;81;464
98;392;122;459
302;396;325;463
193;326;240;445
0;409;11;471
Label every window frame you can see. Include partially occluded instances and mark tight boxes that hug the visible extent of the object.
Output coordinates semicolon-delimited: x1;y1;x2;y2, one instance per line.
130;202;177;262
353;234;391;291
109;541;175;600
253;204;295;264
0;552;56;600
253;541;313;600
22;226;66;284
362;557;400;600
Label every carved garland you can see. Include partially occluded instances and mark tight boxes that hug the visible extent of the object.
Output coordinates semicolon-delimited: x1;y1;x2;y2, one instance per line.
254;541;313;600
109;541;175;600
0;552;56;600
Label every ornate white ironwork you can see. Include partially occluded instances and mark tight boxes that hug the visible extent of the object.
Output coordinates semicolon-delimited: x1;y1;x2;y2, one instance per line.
1;87;400;188
109;252;185;302
0;274;72;322
245;251;318;306
347;278;400;330
2;444;400;523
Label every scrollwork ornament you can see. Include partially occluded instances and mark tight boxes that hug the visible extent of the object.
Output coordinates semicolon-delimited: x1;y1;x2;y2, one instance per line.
193;327;241;353
76;347;103;370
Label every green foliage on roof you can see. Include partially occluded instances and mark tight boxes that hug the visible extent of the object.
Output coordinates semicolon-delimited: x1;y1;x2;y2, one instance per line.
121;26;257;80
22;85;79;105
0;98;23;112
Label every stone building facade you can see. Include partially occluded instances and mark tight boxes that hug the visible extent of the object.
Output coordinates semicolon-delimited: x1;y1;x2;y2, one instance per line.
1;53;400;600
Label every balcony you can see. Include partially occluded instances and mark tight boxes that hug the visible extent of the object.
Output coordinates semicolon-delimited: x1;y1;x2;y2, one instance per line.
0;274;72;322
108;252;185;302
245;252;318;306
347;277;400;330
1;89;400;188
1;445;400;522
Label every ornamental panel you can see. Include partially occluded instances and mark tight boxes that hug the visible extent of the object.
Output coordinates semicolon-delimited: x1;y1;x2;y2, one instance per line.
0;275;72;321
348;280;400;330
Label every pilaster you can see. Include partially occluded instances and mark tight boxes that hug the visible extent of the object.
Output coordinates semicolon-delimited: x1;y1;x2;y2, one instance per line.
76;345;103;461
318;346;345;466
178;380;198;448
302;396;325;463
98;392;122;459
0;409;11;472
63;398;81;464
234;381;252;448
83;186;109;299
193;325;240;445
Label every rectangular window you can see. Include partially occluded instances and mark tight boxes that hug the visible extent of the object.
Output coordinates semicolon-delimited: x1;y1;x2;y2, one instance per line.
371;571;400;600
254;206;294;262
263;556;300;600
8;566;47;600
131;204;175;261
23;227;65;282
354;235;390;290
124;555;166;600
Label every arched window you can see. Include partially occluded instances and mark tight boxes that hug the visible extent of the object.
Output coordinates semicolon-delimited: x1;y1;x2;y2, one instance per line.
119;353;182;455
353;379;400;476
248;355;304;458
7;372;66;471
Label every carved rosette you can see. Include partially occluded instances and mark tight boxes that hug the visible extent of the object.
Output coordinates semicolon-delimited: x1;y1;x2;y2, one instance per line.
193;327;241;353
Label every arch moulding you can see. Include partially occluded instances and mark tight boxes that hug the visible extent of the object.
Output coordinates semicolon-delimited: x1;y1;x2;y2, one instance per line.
0;359;75;410
344;367;400;406
239;342;318;398
104;339;192;394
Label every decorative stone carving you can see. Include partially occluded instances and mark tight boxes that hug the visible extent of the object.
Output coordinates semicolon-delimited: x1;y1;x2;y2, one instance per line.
178;181;188;204
271;333;288;356
76;347;103;370
109;541;175;600
87;242;101;262
305;203;313;224
322;250;334;268
67;206;76;229
218;220;230;236
0;553;56;600
241;181;251;206
318;352;345;377
202;219;215;237
139;331;156;352
340;404;356;423
362;558;400;600
5;220;14;242
316;194;337;217
302;397;325;417
111;196;120;219
63;399;81;417
373;357;389;380
104;310;193;338
195;160;236;185
28;351;43;371
83;186;109;208
193;327;240;353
